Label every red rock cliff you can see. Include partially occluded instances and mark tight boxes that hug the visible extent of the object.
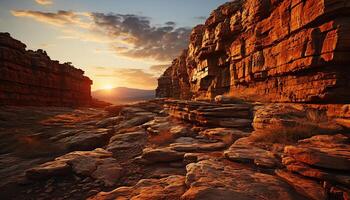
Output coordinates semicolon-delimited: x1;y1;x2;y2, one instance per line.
156;0;350;103
0;33;92;106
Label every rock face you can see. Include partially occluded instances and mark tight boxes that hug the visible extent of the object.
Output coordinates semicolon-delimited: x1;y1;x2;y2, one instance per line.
156;0;350;103
0;33;92;106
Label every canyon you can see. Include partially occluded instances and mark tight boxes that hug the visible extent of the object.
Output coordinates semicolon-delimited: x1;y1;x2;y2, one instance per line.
156;0;350;103
0;0;350;200
0;33;92;107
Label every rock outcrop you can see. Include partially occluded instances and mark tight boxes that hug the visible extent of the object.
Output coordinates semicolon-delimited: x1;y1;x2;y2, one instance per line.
0;33;92;106
156;0;350;103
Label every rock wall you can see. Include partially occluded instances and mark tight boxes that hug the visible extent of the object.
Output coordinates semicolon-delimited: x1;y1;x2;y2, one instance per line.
156;0;350;103
0;33;92;106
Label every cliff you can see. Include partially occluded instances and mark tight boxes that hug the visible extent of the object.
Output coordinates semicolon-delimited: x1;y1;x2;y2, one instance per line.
0;33;92;106
156;0;350;103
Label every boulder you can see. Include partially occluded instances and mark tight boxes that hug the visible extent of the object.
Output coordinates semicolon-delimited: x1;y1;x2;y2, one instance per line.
25;148;113;180
224;144;278;168
89;175;186;200
141;147;185;163
275;170;327;200
284;134;350;170
182;159;307;200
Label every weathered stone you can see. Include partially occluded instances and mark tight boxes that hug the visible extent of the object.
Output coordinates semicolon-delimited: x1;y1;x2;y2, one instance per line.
284;134;350;170
0;33;92;106
89;175;186;200
107;131;147;157
199;128;250;144
182;159;307;200
141;147;185;163
275;170;327;200
25;148;112;180
156;0;350;103
91;158;123;187
114;115;154;131
224;144;278;168
283;158;350;187
95;116;123;128
165;100;253;130
59;129;112;151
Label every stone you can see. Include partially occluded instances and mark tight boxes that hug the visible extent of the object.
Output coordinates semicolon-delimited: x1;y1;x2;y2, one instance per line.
114;115;154;131
182;159;307;200
107;131;147;158
170;141;226;153
89;175;186;200
224;144;279;168
155;0;350;103
284;134;350;170
26;160;71;180
59;129;112;151
165;100;253;130
253;104;343;133
95;116;124;128
91;158;123;187
141;147;185;163
275;170;327;200
25;148;112;180
283;159;350;187
199;128;250;144
0;33;92;106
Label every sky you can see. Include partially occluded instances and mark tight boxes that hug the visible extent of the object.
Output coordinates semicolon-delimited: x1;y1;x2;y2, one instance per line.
0;0;227;90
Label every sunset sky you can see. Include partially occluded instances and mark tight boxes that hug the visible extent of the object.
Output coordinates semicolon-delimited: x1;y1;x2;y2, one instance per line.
0;0;227;90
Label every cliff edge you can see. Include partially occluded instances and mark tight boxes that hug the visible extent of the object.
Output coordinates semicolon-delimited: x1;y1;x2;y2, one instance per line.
0;33;92;106
156;0;350;103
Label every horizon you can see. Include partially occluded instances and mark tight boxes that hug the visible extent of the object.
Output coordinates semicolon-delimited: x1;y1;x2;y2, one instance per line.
0;0;227;91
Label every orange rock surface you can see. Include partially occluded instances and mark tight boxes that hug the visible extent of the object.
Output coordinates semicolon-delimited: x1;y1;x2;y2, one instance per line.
0;33;92;106
156;0;350;103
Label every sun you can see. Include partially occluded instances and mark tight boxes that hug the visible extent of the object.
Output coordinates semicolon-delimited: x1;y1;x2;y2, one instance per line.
103;85;113;90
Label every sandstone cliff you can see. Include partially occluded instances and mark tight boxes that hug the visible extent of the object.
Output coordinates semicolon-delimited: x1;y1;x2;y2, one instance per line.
0;33;92;106
156;0;350;103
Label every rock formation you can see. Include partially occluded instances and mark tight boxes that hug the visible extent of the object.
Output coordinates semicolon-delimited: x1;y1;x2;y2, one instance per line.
156;0;350;103
0;33;92;106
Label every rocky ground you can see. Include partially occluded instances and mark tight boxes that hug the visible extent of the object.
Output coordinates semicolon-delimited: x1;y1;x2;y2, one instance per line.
0;99;349;200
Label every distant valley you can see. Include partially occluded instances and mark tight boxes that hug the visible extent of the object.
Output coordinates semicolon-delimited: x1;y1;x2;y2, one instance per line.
92;87;155;104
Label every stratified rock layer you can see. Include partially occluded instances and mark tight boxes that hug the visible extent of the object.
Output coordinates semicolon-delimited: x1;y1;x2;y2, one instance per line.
0;33;92;106
156;0;350;103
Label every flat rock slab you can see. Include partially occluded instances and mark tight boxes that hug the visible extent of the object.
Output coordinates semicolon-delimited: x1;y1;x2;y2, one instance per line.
182;159;307;200
89;175;186;200
114;115;154;131
224;144;278;168
141;147;185;163
275;170;327;200
284;134;350;170
26;148;122;187
107;131;147;158
282;158;350;187
170;141;227;153
199;128;250;144
59;129;112;151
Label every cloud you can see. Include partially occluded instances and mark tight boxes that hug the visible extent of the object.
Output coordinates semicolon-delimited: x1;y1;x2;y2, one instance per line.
94;67;107;70
35;0;53;5
11;9;192;62
194;16;207;21
11;10;91;28
91;13;192;61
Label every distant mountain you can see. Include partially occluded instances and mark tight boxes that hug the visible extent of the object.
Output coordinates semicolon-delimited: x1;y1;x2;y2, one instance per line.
92;87;155;104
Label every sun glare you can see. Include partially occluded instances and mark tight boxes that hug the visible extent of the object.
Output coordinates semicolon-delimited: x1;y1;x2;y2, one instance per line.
103;85;113;90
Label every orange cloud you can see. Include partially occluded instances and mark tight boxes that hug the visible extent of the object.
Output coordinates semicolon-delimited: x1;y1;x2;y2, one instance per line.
35;0;53;5
11;10;191;62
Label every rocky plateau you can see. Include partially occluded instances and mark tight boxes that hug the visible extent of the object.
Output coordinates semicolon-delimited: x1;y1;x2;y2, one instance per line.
1;0;350;200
